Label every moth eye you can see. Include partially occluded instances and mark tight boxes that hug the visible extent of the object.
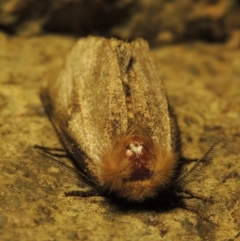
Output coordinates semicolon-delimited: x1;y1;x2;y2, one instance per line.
125;137;152;181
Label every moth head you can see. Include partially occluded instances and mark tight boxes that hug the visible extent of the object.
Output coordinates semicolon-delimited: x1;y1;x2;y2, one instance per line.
98;132;178;202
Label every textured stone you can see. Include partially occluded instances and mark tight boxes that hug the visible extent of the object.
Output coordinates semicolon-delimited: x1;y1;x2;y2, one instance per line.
0;32;240;240
0;0;240;45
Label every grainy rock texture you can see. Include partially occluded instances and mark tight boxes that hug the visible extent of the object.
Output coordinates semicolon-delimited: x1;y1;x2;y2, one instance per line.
0;0;240;45
0;32;240;240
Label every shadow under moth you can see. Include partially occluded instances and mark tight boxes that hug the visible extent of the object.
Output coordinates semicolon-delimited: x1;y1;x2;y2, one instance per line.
39;36;219;218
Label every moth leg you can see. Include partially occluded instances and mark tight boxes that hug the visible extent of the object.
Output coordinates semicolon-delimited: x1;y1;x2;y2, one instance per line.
179;156;199;163
34;144;65;152
65;189;100;197
180;204;216;224
180;189;214;204
34;144;68;158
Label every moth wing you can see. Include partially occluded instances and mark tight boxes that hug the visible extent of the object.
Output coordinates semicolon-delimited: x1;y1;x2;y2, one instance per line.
41;37;130;180
126;39;175;153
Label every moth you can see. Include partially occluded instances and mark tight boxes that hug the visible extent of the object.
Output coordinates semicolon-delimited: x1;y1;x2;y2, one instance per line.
40;36;218;208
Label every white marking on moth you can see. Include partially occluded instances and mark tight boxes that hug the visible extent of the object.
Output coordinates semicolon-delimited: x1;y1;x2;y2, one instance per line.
129;142;143;157
126;149;133;157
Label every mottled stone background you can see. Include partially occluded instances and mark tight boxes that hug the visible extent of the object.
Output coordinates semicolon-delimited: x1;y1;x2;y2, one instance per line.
0;1;240;240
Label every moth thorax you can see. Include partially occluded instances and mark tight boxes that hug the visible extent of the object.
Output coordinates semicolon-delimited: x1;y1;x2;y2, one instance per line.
125;137;152;181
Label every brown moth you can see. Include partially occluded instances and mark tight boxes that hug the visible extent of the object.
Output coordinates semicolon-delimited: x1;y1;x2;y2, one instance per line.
40;36;218;205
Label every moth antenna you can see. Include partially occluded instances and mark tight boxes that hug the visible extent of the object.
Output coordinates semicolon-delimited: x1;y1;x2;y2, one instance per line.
177;139;221;185
36;151;98;188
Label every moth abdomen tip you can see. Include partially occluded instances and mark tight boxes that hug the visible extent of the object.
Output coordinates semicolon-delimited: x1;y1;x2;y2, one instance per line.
98;132;178;202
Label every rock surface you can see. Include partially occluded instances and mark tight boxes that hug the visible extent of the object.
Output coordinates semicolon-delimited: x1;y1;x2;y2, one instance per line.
0;0;240;45
0;32;240;240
